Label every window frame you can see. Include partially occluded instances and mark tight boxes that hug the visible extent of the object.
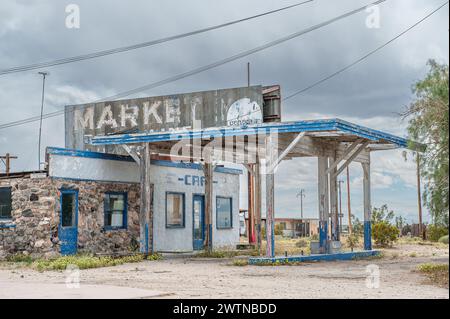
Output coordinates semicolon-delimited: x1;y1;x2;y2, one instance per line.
165;191;185;229
216;196;233;230
103;191;128;231
0;186;12;220
59;188;78;229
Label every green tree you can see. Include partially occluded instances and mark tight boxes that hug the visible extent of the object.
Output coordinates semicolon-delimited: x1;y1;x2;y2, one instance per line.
404;60;449;227
372;204;395;224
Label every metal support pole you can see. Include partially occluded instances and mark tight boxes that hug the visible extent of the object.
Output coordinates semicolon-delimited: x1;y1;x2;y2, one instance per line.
362;161;372;251
265;135;276;258
318;156;329;253
346;166;352;235
139;144;152;255
38;72;48;170
203;160;214;253
247;164;256;244
254;161;262;255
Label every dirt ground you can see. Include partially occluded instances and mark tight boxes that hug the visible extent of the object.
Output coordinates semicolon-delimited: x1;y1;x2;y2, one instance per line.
0;241;448;299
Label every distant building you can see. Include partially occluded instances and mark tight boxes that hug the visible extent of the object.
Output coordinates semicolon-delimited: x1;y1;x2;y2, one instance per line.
275;218;319;238
242;216;319;238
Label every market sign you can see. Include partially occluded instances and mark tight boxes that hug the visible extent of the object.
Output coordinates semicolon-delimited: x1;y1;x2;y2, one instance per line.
65;86;264;150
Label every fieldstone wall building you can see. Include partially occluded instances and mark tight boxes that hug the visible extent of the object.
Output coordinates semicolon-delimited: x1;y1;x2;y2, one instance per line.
0;147;241;259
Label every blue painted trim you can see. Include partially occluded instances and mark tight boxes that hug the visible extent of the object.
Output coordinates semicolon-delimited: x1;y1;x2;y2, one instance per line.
51;176;139;185
248;250;381;265
47;147;135;162
216;196;233;229
270;223;275;258
364;221;372;251
145;223;149;255
103;192;128;230
192;194;205;251
165;191;186;228
59;188;79;256
0;223;16;229
319;221;327;249
47;147;242;175
89;118;409;148
0;186;12;220
209;224;213;249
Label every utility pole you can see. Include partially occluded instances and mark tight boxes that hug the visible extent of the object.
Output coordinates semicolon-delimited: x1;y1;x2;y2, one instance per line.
346;166;352;235
338;180;344;235
0;153;18;176
297;189;305;237
38;71;49;171
297;189;305;218
416;152;424;239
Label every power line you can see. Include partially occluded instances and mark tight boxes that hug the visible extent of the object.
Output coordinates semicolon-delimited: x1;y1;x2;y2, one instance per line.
0;0;387;130
0;0;314;76
283;1;449;101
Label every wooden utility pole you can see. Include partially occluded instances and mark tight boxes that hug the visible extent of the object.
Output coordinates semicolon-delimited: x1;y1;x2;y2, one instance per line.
416;152;424;239
297;189;305;218
346;166;352;235
0;153;18;176
338;180;344;235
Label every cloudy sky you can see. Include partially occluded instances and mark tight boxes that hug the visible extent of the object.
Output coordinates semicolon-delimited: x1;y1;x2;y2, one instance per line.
0;0;448;224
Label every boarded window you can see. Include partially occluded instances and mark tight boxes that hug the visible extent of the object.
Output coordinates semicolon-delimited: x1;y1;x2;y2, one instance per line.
104;193;127;229
0;187;12;219
166;192;184;228
216;197;232;229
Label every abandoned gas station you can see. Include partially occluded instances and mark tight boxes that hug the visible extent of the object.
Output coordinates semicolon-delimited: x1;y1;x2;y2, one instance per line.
1;85;409;260
83;85;408;260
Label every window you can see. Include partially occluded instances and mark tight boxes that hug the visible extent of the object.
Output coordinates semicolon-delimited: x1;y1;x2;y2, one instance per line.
216;197;232;229
0;187;12;219
166;192;185;228
61;192;77;227
104;192;127;229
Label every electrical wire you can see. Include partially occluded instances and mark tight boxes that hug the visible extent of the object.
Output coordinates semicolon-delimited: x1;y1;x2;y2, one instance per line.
0;1;313;75
0;0;387;130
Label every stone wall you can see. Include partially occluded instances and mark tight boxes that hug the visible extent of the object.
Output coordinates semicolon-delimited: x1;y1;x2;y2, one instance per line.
0;176;140;259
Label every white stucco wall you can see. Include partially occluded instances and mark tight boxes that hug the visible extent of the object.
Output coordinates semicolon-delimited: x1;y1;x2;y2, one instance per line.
150;164;240;252
49;153;140;183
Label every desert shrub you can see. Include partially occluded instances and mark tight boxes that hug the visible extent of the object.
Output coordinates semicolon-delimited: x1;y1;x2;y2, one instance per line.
33;254;146;271
295;238;308;248
6;254;34;264
231;259;249;267
427;224;449;242
372;222;399;247
351;216;364;235
418;263;449;288
346;234;360;252
438;235;449;244
195;250;248;258
274;224;284;236
261;226;266;238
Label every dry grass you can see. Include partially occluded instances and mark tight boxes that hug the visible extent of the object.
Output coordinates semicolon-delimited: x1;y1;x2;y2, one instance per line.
1;253;162;272
259;237;311;256
417;263;449;288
